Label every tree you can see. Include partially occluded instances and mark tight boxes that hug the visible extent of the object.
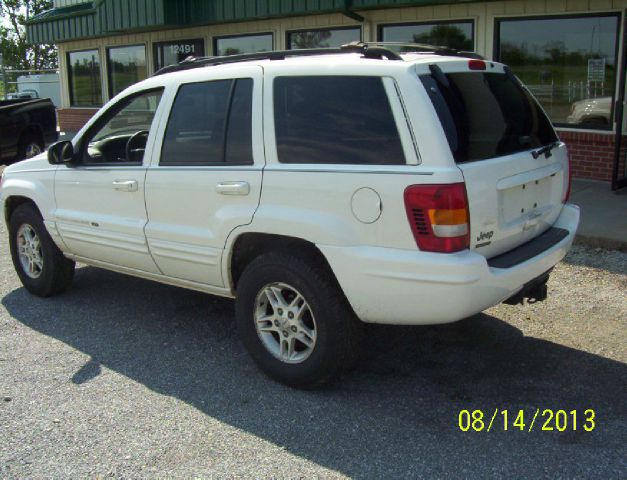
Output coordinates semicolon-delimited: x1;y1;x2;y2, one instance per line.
0;0;57;70
413;25;473;52
291;31;332;49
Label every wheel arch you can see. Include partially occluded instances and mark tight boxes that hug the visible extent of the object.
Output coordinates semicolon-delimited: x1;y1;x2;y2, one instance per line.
1;173;62;250
3;195;41;227
226;232;339;293
18;124;45;146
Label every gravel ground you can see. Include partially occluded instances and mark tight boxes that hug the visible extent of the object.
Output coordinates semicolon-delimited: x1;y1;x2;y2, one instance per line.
0;230;625;478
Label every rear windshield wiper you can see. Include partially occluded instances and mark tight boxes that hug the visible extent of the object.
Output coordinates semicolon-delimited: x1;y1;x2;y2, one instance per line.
531;141;560;159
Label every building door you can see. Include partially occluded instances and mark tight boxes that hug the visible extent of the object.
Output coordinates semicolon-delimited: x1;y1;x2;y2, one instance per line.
613;15;627;190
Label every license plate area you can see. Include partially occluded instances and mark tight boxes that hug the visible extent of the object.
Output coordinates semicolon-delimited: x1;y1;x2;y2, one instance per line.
500;174;554;226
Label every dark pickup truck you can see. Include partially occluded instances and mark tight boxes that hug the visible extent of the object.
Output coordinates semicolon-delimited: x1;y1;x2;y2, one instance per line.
0;98;58;164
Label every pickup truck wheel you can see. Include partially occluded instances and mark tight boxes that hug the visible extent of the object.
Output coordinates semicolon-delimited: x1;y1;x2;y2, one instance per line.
18;134;44;160
235;252;362;388
9;204;75;297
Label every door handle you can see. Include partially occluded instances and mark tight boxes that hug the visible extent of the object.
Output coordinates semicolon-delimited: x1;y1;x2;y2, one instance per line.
112;179;138;192
216;181;250;195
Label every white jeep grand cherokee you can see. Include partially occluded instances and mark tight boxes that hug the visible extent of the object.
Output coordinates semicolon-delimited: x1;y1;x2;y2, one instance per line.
0;43;579;387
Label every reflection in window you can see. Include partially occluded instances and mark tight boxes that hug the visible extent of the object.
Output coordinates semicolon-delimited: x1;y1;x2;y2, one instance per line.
380;21;474;51
214;34;273;56
68;50;102;107
107;45;147;97
287;27;360;49
496;15;619;129
153;39;205;71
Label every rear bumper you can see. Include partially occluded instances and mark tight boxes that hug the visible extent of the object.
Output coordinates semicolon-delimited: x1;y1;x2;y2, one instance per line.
319;203;580;325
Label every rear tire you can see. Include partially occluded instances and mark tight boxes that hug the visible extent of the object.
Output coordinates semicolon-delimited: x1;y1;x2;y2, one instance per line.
17;134;44;161
9;203;75;297
235;251;362;388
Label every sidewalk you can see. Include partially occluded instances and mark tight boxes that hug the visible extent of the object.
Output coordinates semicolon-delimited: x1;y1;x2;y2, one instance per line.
571;179;627;251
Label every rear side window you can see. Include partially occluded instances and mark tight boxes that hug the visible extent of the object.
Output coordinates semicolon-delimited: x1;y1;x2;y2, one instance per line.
273;76;405;165
160;78;253;165
420;71;558;163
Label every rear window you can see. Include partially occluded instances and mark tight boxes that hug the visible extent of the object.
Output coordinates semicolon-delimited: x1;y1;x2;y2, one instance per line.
274;76;405;165
420;71;558;163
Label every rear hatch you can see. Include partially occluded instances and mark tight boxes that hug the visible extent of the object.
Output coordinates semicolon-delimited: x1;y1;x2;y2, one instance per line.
418;61;568;258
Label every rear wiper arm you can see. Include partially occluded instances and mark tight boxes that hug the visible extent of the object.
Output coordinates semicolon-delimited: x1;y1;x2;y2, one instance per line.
531;141;560;159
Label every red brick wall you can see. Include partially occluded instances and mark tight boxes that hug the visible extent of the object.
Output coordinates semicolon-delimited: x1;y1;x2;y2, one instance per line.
557;130;615;182
57;108;98;133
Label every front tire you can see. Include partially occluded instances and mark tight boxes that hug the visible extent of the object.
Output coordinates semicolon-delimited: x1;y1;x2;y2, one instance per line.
235;251;362;388
9;203;75;297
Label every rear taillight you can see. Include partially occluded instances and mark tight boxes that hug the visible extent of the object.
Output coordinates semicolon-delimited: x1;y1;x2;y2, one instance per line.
563;152;572;203
404;183;470;253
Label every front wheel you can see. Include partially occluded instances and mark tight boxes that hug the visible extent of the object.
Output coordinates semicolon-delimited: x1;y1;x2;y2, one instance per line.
9;203;75;297
235;251;362;388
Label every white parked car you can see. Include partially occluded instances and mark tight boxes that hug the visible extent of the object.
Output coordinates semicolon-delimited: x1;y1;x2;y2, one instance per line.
0;43;579;387
567;96;612;126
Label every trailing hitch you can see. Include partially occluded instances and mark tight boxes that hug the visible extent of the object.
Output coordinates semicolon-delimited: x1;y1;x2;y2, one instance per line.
504;269;551;305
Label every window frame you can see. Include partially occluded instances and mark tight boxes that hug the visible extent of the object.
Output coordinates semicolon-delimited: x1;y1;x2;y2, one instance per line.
212;32;274;56
493;12;622;131
159;78;255;167
152;38;206;73
377;19;475;50
106;43;148;99
75;87;165;167
285;26;362;50
67;48;103;108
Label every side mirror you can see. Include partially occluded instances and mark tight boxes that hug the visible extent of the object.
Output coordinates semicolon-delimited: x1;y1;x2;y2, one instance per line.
48;141;76;165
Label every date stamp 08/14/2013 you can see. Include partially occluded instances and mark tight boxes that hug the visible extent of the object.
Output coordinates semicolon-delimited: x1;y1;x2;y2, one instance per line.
457;409;596;433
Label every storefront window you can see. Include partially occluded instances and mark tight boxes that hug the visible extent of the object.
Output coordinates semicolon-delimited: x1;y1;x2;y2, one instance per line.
107;45;147;98
214;33;273;56
67;49;102;107
379;21;474;51
496;14;620;129
287;27;361;49
153;39;205;72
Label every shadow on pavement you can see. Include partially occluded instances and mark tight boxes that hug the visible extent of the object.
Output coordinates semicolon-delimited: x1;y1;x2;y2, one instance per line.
3;266;626;477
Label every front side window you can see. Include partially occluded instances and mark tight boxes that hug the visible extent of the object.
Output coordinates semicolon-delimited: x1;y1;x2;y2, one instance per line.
274;76;405;165
153;39;205;71
496;14;619;129
379;21;474;51
81;89;163;165
287;27;361;49
160;78;254;166
67;49;102;107
107;45;147;97
214;34;273;56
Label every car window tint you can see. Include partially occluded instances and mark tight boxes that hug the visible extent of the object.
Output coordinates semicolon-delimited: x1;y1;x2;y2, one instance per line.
82;89;162;164
273;76;405;165
420;72;558;163
225;79;253;164
160;80;231;165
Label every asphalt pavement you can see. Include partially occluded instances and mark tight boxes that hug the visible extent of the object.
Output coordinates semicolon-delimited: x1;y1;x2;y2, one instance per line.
0;209;625;479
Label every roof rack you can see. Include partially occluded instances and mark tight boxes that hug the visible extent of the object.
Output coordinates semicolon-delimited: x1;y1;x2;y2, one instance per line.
359;41;484;60
152;41;483;76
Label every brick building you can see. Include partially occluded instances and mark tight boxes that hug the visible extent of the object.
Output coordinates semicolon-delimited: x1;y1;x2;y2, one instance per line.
26;0;627;189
